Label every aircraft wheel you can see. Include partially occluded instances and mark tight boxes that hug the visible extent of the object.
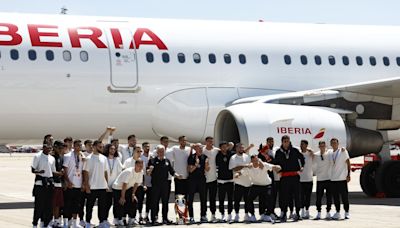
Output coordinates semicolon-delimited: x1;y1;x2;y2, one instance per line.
375;160;400;197
360;161;380;197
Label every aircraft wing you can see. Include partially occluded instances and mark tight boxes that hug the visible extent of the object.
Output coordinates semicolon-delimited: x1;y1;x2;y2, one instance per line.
232;77;400;130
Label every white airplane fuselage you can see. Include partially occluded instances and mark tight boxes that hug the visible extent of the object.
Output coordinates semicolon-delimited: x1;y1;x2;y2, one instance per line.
1;13;400;143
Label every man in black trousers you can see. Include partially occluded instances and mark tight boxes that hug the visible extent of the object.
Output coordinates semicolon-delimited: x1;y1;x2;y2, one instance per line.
147;145;182;225
274;135;305;222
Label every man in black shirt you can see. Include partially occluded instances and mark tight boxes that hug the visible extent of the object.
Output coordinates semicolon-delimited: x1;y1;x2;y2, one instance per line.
147;145;182;225
215;141;234;223
187;143;209;223
274;135;305;222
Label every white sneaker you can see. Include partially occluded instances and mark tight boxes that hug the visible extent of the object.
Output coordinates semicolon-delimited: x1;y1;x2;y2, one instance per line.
211;214;217;223
244;213;250;222
128;218;139;225
249;215;257;222
227;214;233;223
345;212;350;219
332;212;341;220
220;214;226;222
325;212;331;220
315;212;321;220
233;214;240;222
300;209;305;218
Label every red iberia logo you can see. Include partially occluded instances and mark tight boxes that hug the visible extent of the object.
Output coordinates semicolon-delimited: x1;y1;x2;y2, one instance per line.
313;128;325;139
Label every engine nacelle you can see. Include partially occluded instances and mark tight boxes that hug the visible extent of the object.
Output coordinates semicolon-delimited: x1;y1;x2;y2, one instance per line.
214;103;384;158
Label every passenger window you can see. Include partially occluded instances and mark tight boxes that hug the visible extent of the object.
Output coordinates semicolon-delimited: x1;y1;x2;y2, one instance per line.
356;56;363;66
224;54;231;64
80;51;88;62
146;52;154;63
397;57;400;66
342;56;349;66
328;55;335;65
369;56;376;66
177;53;185;63
46;50;54;61
314;55;322;65
10;49;19;60
284;55;291;65
239;54;246;64
209;53;216;64
28;50;37;61
162;53;170;63
261;55;268;64
383;56;390;66
300;55;307;65
63;51;72;62
193;53;201;63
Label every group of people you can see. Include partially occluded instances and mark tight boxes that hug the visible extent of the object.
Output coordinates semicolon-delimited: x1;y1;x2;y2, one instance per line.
31;127;351;228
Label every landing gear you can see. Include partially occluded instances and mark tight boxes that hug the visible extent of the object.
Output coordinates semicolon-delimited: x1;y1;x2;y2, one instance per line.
375;160;400;197
360;161;380;197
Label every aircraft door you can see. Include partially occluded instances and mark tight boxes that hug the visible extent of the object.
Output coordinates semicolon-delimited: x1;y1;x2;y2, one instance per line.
103;26;139;91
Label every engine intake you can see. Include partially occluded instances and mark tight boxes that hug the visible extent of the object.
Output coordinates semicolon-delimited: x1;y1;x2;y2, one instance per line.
215;103;384;158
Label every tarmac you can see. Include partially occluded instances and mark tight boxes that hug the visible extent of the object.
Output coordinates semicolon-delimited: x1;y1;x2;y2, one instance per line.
0;153;399;227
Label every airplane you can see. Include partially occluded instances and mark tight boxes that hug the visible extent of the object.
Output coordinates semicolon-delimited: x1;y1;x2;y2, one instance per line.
0;12;399;198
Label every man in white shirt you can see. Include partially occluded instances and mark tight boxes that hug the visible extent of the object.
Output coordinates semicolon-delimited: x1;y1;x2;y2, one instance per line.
121;134;137;164
170;136;191;197
202;136;219;222
314;141;333;220
238;155;281;223
329;138;351;220
299;140;314;219
112;160;144;226
63;140;85;228
31;144;57;228
229;143;254;222
83;140;109;228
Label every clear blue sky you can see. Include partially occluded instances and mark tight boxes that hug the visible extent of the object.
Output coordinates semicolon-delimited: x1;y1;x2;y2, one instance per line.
1;0;399;25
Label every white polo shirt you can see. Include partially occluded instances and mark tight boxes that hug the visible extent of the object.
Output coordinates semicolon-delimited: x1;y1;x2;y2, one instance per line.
83;153;109;190
314;150;332;181
32;151;56;186
203;147;219;183
330;149;350;181
229;153;251;187
171;145;191;179
300;151;314;182
112;167;143;190
63;151;84;188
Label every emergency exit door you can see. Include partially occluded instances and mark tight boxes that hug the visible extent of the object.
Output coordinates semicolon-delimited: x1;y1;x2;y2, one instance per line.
103;26;138;90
